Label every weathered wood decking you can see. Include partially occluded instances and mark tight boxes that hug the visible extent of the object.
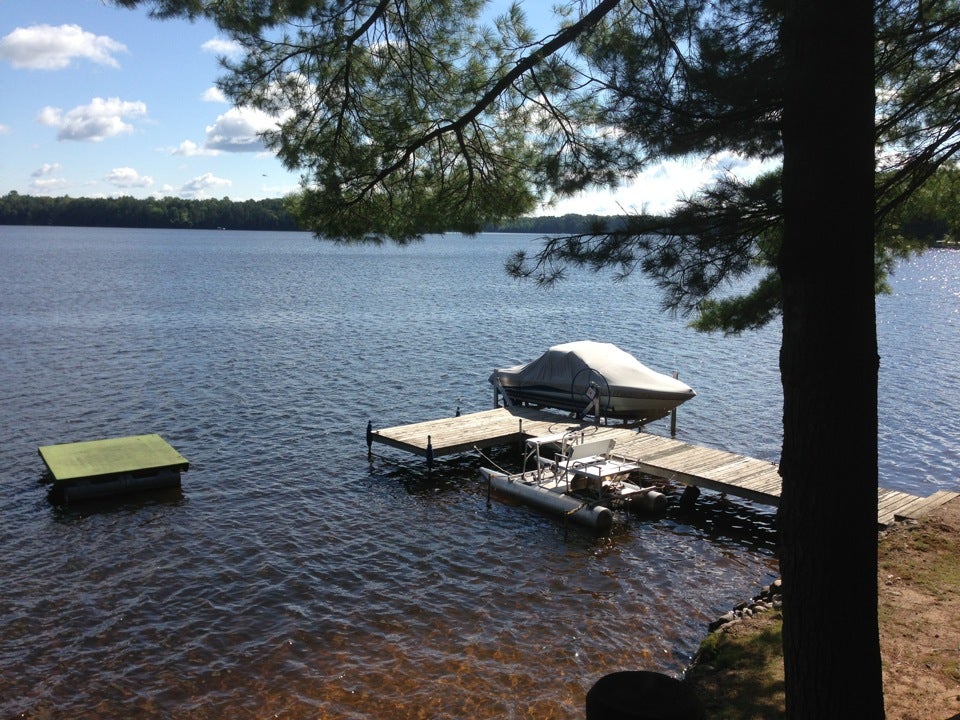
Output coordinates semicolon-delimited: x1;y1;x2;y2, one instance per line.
368;406;591;457
369;407;958;528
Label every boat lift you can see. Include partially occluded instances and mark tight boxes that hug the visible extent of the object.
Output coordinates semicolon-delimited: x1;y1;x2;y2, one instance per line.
481;430;667;533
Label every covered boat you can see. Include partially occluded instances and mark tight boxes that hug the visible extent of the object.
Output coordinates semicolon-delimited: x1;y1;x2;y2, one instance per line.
489;340;695;423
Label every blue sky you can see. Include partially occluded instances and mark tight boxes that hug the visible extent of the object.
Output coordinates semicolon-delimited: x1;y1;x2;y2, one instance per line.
0;0;300;202
0;0;764;214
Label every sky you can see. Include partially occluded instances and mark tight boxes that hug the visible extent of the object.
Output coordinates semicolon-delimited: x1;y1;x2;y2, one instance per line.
0;0;767;215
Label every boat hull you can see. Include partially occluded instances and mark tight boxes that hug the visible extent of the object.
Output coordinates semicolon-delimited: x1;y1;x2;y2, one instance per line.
492;383;691;421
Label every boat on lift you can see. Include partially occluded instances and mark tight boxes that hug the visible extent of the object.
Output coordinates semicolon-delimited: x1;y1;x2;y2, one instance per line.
489;341;695;424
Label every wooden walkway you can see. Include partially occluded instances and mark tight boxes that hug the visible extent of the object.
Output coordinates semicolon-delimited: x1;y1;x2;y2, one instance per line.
369;406;593;457
369;407;958;528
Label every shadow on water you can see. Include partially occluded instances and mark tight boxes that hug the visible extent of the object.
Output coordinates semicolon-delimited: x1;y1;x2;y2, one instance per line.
364;444;626;543
661;483;779;555
46;482;187;523
365;444;780;552
366;438;534;492
365;450;482;496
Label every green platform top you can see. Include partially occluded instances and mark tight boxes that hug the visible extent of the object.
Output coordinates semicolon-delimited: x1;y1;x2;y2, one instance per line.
38;434;189;483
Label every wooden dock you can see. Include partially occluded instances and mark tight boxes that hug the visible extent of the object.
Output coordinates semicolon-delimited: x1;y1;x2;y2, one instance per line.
369;407;957;528
368;406;591;458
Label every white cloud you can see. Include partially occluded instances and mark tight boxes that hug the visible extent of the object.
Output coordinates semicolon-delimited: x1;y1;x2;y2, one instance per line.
106;167;153;188
32;162;62;177
202;87;228;103
204;107;278;153
171;106;288;157
544;154;774;216
180;172;231;198
170;139;220;157
30;176;68;193
38;97;147;142
0;123;10;135
0;24;127;70
201;37;244;58
37;106;61;126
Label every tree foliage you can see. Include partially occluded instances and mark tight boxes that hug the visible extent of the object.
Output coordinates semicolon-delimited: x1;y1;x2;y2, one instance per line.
875;0;960;219
510;0;960;332
117;0;642;242
882;161;960;245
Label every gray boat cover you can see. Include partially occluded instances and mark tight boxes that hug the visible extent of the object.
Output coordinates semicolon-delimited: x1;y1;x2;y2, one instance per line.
495;341;692;396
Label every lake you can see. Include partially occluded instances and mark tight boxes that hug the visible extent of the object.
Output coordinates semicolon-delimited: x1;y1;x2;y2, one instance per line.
1;226;957;719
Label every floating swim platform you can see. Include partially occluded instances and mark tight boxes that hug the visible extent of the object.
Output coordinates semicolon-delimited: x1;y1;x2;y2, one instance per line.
39;433;189;503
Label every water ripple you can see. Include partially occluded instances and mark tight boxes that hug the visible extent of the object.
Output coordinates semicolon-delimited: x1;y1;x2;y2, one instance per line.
0;228;955;718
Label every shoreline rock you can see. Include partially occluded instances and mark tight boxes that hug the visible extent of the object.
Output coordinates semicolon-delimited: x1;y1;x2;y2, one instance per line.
707;578;783;632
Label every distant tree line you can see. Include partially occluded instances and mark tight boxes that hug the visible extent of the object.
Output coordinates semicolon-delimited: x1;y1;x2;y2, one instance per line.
1;190;955;244
0;191;630;235
0;192;301;231
484;214;629;234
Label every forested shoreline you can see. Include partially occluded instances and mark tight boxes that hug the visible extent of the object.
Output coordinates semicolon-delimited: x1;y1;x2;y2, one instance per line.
2;191;955;246
0;191;626;235
0;192;299;231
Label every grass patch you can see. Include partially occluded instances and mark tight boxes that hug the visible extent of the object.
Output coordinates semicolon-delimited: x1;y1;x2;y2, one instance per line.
685;614;785;720
880;519;960;598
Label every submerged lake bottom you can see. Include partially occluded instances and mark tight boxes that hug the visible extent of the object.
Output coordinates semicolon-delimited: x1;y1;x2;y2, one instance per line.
1;227;956;719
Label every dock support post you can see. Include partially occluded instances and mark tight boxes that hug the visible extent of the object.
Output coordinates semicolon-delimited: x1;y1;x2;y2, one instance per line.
426;435;434;470
518;419;525;462
671;372;679;436
679;485;700;512
366;420;373;455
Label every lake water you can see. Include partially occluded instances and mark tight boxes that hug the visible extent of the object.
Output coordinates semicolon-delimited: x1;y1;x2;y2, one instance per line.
1;226;957;719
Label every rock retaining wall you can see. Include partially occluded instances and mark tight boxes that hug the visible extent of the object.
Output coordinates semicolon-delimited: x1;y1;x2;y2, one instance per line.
708;578;783;632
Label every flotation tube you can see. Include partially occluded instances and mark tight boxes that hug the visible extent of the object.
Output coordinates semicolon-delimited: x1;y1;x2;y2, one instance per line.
481;467;613;533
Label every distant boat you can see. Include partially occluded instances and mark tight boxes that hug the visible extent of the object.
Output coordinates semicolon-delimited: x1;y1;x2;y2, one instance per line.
489;340;695;424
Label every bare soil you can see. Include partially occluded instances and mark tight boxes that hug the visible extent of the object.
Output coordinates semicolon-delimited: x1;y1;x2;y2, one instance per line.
879;498;960;720
686;498;960;720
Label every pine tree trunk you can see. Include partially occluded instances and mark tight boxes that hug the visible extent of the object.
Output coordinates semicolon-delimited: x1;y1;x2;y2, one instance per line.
779;1;883;717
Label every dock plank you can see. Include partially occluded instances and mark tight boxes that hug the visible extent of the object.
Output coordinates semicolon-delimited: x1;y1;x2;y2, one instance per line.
370;407;586;457
893;490;960;520
709;462;778;485
878;490;917;513
733;473;784;494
